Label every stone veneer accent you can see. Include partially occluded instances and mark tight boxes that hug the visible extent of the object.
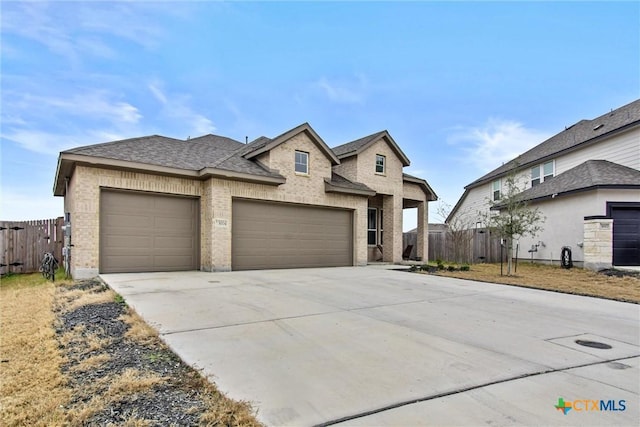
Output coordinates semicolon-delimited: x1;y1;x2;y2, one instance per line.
583;218;613;271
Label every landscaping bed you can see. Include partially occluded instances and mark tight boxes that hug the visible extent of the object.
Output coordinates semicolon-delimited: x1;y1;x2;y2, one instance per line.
1;273;262;427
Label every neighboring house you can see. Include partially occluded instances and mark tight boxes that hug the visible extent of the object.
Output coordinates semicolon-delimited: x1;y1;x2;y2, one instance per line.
54;123;437;279
448;99;640;269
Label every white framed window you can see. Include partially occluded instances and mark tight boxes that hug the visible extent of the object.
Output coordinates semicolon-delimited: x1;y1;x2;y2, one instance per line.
295;150;309;174
492;179;501;201
368;208;377;245
379;209;384;245
375;154;386;174
531;160;554;186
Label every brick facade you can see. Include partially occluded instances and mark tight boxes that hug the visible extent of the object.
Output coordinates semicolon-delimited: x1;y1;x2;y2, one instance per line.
64;129;433;277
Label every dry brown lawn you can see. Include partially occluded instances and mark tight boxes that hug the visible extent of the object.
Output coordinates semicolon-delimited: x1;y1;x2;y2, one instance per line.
1;272;263;426
432;263;640;303
0;272;72;426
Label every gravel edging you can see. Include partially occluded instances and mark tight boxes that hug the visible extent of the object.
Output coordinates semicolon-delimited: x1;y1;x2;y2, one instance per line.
54;278;244;426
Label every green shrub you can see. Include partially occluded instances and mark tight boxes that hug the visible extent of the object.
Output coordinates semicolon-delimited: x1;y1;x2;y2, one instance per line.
447;265;456;272
460;264;470;271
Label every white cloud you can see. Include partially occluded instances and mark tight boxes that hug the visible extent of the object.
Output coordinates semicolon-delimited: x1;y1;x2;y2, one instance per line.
448;118;551;172
1;129;86;155
1;89;142;155
314;75;368;104
148;81;216;135
1;1;169;65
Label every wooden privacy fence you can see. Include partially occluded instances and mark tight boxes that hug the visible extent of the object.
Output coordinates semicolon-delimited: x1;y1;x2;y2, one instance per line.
404;227;502;264
0;218;64;274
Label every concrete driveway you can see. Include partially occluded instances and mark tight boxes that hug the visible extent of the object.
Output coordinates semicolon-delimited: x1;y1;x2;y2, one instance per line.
101;267;640;427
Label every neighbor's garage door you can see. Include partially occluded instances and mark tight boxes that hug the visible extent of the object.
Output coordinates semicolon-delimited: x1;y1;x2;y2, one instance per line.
232;199;353;270
100;190;199;273
611;206;640;266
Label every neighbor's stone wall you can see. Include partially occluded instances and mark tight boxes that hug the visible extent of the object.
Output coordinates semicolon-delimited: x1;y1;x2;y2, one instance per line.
583;218;613;271
68;166;202;279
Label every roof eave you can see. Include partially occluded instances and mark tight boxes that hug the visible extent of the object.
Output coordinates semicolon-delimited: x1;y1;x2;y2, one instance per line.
403;175;438;201
323;179;376;197
492;184;640;209
53;153;285;196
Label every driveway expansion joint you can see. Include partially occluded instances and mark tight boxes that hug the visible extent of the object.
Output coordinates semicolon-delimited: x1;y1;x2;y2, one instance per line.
313;355;640;427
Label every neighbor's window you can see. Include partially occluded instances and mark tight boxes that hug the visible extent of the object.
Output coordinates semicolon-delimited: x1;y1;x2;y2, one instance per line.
492;179;501;201
368;208;377;245
375;154;386;174
531;166;541;186
531;160;554;186
295;150;309;174
543;160;554;180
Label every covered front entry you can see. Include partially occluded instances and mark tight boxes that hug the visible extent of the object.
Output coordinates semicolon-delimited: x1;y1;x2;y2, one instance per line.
231;199;353;270
100;190;199;273
611;205;640;266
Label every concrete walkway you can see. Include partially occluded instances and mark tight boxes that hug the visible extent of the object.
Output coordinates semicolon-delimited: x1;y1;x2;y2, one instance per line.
101;267;640;426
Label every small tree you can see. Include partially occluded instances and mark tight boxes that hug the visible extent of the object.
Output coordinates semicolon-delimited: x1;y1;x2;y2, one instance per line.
480;173;545;275
439;201;477;263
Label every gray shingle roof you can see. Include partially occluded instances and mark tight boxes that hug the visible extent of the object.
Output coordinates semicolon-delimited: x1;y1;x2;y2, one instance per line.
326;172;375;194
63;134;281;178
332;131;387;157
468;98;640;188
509;160;640;204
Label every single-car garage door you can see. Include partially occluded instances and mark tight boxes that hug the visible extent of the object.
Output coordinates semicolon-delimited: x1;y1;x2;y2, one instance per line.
611;206;640;266
232;199;353;270
100;190;199;273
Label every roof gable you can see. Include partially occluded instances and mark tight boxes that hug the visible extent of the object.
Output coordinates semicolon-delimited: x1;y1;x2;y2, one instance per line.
467;98;640;189
403;173;438;201
332;130;410;167
242;123;340;165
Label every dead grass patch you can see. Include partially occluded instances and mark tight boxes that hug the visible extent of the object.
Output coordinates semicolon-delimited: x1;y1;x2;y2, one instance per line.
120;312;159;345
2;274;263;426
0;273;73;427
433;263;640;303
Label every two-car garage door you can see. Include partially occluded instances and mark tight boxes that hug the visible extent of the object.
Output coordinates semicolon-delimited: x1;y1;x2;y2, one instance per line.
232;199;353;270
100;191;199;273
100;191;354;273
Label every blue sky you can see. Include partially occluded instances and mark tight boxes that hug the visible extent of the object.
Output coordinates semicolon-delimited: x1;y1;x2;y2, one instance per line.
1;1;638;230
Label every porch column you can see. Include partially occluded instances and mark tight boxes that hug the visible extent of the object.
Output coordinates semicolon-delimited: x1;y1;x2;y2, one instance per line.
383;195;403;263
416;201;428;262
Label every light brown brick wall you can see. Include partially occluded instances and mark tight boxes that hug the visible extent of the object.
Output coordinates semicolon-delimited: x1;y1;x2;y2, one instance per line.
68;166;202;278
68;131;369;276
205;132;368;270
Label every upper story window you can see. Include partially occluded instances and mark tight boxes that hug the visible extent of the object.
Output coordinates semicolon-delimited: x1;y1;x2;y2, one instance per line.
492;179;501;201
531;160;554;186
295;150;309;174
375;154;386;174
